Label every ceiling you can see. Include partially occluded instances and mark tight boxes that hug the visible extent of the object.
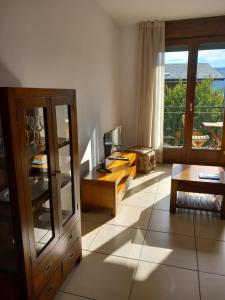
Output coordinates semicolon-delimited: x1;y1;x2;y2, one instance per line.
96;0;225;25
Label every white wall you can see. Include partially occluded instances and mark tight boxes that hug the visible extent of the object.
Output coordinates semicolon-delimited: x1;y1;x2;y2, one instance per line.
119;24;138;147
0;0;120;175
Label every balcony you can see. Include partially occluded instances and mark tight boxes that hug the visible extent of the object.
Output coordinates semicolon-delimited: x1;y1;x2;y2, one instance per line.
163;105;224;149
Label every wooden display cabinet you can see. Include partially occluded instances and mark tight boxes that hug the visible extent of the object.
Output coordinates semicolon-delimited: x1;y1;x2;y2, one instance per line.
0;88;81;300
81;152;137;216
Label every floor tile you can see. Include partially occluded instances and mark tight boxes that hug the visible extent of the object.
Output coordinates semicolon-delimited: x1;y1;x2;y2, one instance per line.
157;166;172;177
199;272;225;300
64;251;138;300
153;193;170;211
156;163;172;170
56;292;92;300
194;212;225;241
81;208;111;224
77;164;225;300
130;261;199;300
122;190;156;208
128;179;159;194
140;181;159;193
140;231;197;270
160;175;172;183
107;205;151;229
197;238;225;275
157;182;171;194
135;171;162;182
81;221;102;250
128;173;162;191
148;210;194;236
59;251;89;292
89;224;145;259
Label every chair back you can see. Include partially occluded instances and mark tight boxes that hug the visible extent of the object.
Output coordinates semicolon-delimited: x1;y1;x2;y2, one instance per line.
182;114;185;127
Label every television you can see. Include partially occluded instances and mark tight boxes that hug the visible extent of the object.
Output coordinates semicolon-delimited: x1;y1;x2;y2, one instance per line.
103;125;122;159
95;126;123;173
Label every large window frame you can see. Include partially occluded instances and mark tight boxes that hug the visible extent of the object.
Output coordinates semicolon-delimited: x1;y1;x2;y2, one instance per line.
164;17;225;165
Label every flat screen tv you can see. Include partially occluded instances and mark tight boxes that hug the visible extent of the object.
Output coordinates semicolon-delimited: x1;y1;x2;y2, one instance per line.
103;125;122;160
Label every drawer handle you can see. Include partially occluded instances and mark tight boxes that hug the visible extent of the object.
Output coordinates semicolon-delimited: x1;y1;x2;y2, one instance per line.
47;286;53;295
44;262;52;274
70;252;74;259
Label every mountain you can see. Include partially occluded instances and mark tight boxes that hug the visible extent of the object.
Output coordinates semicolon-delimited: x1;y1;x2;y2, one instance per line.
216;68;225;77
165;63;224;80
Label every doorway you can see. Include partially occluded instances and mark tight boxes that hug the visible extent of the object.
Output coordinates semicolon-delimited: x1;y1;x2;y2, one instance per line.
163;38;225;165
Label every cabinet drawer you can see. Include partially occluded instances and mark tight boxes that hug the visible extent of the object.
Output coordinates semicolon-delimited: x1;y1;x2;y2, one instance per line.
59;217;80;254
37;266;62;300
33;254;60;297
63;238;81;279
64;223;79;246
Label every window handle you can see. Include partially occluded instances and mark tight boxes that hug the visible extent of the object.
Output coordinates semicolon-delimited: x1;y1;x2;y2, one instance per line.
190;103;193;112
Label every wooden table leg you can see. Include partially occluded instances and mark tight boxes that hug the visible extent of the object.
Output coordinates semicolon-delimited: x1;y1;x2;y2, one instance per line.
111;207;116;217
170;180;177;213
111;200;117;217
220;194;225;220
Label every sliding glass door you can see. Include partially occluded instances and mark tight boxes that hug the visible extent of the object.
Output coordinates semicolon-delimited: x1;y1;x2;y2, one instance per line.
163;38;225;165
163;41;191;162
192;43;225;150
164;45;189;149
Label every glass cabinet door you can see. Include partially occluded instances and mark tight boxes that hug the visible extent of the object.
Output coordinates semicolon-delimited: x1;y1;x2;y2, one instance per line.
0;112;17;272
54;104;77;230
23;106;57;256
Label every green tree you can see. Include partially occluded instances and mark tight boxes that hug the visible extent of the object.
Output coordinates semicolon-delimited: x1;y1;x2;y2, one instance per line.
164;78;224;146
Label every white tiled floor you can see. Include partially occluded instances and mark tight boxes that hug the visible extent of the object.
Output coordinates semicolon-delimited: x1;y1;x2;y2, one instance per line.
56;164;225;300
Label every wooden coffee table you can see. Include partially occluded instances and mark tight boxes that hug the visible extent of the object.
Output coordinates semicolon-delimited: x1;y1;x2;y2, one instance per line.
170;164;225;219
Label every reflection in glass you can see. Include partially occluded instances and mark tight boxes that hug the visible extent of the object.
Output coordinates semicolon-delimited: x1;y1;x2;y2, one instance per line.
164;46;189;147
192;44;225;150
25;107;54;255
0;114;17;272
56;105;74;225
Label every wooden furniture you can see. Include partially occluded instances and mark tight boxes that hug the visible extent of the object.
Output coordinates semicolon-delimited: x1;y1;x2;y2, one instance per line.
0;88;81;300
202;121;223;146
182;114;210;148
127;146;156;174
170;164;225;219
81;152;137;216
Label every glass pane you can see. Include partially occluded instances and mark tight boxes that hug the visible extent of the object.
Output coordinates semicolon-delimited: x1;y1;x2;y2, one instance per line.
0;114;17;272
164;46;189;148
25;107;54;255
56;105;74;225
192;44;225;149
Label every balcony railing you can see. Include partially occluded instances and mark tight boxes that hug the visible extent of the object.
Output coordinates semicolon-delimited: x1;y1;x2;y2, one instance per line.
163;105;224;148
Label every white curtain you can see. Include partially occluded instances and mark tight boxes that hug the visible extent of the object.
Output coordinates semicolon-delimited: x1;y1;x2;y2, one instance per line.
136;21;165;160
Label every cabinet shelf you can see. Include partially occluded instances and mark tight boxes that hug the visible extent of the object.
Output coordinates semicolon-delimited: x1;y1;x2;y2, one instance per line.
26;143;47;159
26;138;70;160
31;174;71;211
58;137;70;148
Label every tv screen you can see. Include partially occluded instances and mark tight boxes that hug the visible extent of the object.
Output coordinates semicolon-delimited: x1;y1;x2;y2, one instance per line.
103;126;122;159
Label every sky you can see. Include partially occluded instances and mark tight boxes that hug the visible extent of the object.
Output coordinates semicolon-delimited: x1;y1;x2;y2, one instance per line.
165;49;225;68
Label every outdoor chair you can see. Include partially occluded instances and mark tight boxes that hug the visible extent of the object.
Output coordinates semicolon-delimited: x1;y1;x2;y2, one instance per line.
182;114;210;148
